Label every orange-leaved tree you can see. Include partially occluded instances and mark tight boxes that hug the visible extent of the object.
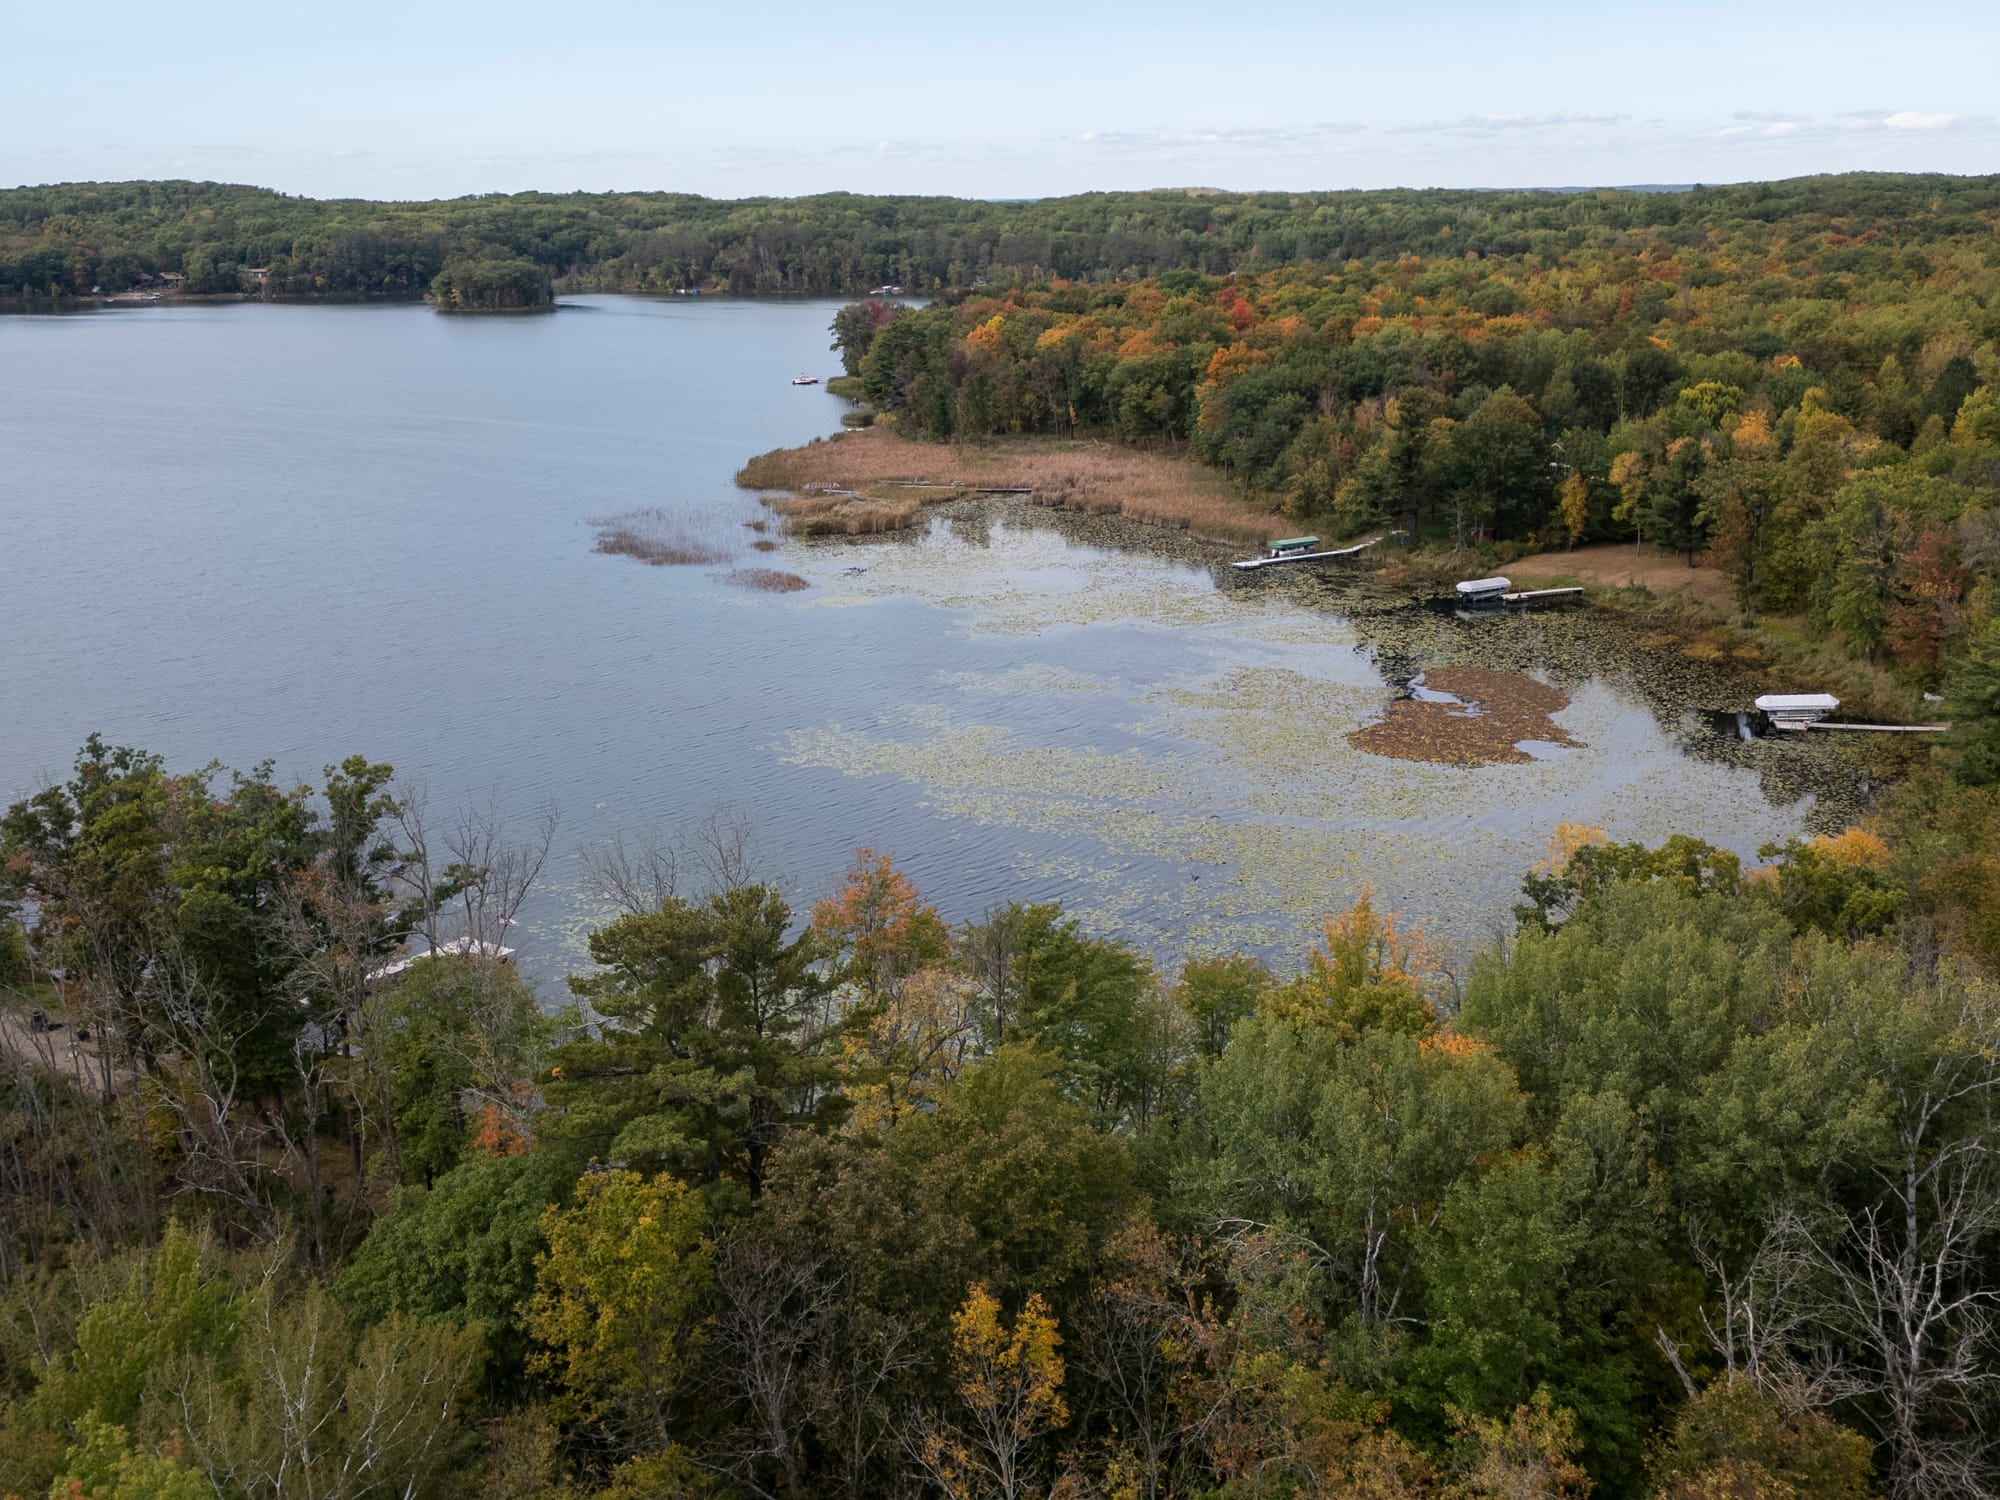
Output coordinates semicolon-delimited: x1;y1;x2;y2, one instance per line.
812;849;970;1126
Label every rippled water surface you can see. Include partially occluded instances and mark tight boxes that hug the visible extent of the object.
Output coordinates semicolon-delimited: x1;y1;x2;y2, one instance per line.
1;297;1861;975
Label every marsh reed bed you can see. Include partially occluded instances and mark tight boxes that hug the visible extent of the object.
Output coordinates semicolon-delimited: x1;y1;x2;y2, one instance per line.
762;486;935;537
719;567;811;593
738;428;1288;547
591;505;734;565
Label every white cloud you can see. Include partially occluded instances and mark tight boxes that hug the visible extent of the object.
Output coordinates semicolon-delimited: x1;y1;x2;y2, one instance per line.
1713;112;1816;140
1881;110;1956;130
1388;112;1628;136
1064;123;1367;156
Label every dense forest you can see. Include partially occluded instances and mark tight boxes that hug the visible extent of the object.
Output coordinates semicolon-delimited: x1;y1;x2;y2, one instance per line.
3;720;2000;1499
1;174;1995;301
830;180;2000;701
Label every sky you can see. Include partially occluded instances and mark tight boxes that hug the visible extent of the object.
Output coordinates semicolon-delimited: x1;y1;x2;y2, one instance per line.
7;0;1998;201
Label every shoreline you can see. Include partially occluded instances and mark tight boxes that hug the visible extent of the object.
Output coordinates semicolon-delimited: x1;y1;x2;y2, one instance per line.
0;286;900;312
745;425;1927;765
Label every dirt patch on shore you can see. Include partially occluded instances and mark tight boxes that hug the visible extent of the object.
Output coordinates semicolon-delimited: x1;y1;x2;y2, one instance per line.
1350;668;1583;766
1506;543;1735;611
0;1001;135;1095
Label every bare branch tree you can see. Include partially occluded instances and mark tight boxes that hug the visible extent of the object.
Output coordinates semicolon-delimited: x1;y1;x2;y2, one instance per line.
703;1232;920;1500
695;806;763;893
584;828;682;915
443;798;558;953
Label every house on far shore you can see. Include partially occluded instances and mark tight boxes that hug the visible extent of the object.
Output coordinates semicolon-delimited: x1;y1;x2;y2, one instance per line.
156;271;184;287
244;267;269;286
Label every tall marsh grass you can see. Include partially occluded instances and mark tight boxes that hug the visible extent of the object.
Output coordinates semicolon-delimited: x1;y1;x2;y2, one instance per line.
736;428;1287;547
762;490;928;537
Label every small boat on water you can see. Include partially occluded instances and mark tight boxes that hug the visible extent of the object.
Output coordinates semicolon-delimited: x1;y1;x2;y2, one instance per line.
1455;576;1512;605
791;374;820;386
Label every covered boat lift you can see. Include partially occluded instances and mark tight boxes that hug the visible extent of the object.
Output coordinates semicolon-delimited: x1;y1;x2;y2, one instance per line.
1754;693;1841;731
1455;576;1512;604
1233;534;1389;572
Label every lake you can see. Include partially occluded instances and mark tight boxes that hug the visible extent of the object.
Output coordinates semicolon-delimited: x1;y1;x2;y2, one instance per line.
0;296;1861;979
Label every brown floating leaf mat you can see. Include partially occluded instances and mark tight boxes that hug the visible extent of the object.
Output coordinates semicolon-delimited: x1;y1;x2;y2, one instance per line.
1349;667;1582;766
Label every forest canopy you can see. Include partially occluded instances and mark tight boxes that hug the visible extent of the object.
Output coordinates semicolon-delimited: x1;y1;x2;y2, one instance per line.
3;172;1996;299
5;734;2000;1497
820;175;2000;699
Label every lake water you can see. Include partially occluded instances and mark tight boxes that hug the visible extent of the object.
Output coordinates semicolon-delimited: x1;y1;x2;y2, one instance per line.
0;296;1859;979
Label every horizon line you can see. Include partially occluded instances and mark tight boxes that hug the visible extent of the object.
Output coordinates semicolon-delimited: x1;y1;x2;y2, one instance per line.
8;166;1997;206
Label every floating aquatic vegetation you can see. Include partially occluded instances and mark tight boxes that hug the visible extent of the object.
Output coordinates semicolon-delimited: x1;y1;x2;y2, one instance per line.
1349;668;1582;766
719;567;810;594
769;502;1865;963
591;505;733;565
936;664;1113;696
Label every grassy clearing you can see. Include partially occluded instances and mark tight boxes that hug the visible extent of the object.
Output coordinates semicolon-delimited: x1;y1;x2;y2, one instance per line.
719;567;811;593
1507;542;1735;611
737;427;1289;547
592;505;733;565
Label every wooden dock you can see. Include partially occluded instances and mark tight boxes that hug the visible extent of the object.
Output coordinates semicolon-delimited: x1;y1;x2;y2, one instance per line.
1499;586;1584;608
880;480;1032;496
1806;721;1952;734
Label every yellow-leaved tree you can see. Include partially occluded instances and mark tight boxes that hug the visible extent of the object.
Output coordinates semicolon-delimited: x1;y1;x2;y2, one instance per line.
1609;450;1649;546
528;1169;709;1457
1558;471;1591;550
1263;890;1438;1041
913;1283;1069;1500
1446;1389;1592;1499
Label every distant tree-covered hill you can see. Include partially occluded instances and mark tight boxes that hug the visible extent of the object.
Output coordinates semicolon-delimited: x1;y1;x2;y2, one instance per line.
2;173;1995;299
